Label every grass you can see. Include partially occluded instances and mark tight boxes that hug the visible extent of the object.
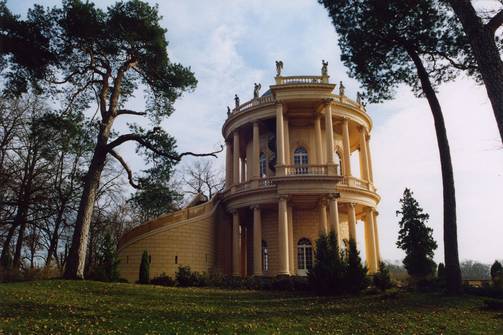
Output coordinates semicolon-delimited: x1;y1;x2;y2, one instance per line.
0;280;502;334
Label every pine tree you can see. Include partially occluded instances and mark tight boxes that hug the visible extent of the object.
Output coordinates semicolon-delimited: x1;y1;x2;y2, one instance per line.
396;188;437;279
437;263;446;280
139;250;150;284
373;262;393;292
308;231;346;295
490;261;503;280
345;239;369;294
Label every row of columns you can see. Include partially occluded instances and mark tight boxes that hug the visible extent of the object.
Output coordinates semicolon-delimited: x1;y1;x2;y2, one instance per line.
231;199;380;276
226;100;375;186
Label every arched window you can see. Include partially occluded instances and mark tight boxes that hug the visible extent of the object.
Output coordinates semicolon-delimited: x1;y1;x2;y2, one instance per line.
335;151;343;175
259;152;266;177
262;240;269;272
297;238;313;276
293;147;309;174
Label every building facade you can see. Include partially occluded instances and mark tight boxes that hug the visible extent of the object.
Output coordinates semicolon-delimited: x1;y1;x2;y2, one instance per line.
117;65;381;282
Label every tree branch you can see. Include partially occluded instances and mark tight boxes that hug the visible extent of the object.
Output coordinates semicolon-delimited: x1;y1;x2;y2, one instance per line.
487;9;503;34
109;149;141;189
106;133;223;161
116;109;147;117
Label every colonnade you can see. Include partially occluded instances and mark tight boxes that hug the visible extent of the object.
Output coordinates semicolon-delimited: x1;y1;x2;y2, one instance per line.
225;101;375;188
231;198;380;277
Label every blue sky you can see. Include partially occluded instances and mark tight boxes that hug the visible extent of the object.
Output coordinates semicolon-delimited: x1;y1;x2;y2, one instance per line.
8;0;503;263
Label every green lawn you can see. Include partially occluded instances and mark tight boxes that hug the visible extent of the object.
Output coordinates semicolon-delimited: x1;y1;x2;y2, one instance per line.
0;280;502;334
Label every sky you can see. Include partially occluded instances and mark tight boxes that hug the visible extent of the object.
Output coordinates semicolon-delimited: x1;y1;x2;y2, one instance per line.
8;0;503;264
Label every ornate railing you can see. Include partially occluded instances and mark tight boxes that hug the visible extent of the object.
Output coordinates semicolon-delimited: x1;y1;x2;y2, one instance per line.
339;176;375;191
275;75;329;85
333;94;366;112
258;178;275;187
284;164;329;176
233;95;275;113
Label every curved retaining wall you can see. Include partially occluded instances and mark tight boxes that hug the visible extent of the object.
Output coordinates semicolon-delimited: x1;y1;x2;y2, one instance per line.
117;197;225;283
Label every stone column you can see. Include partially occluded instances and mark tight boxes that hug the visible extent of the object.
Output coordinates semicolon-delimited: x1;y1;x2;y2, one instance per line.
277;196;289;275
284;116;290;165
252;206;262;276
364;208;378;273
232;211;240;276
348;203;357;241
276;103;285;176
358;126;369;181
342;118;352;176
372;209;381;263
314;114;324;164
240;157;246;183
319;198;328;234
233;131;240;187
287;206;294;275
252;122;260;180
324;99;335;165
225;141;232;189
241;224;247;276
366;134;374;183
328;194;340;241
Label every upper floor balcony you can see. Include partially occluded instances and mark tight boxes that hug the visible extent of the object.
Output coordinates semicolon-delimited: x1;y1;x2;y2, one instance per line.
222;66;379;209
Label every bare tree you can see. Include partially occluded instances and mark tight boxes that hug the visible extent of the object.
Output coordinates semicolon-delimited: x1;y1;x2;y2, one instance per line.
182;159;225;202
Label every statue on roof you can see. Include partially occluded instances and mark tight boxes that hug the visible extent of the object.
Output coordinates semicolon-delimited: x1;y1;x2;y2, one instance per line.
339;81;345;96
321;60;328;76
356;92;362;105
275;60;283;77
234;94;240;109
227;106;231;116
253;83;261;99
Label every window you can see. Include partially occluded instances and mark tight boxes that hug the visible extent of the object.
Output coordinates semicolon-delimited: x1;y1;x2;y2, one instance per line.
149;255;152;264
259;152;266;177
262;240;269;272
335;151;343;175
297;238;313;276
175;255;178;264
293;147;309;174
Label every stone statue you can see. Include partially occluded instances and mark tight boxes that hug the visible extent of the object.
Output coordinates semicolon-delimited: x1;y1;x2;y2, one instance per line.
339;81;345;96
321;60;328;76
356;92;362;105
227;106;231;116
253;83;261;99
234;94;240;109
275;60;283;77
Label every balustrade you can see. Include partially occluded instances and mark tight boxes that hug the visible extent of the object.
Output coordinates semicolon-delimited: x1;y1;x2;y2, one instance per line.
284;164;328;176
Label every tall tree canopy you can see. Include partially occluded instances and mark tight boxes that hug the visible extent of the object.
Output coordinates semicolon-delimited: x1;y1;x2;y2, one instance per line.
319;0;465;294
0;0;220;279
447;0;503;143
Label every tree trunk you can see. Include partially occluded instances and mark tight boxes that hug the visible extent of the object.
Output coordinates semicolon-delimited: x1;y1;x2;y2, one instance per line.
63;121;113;279
408;48;462;294
12;210;27;269
45;205;65;267
448;0;503;144
0;223;17;264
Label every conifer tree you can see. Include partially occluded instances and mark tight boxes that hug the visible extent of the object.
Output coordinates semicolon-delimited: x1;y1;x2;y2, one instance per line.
139;250;150;284
396;188;437;279
490;260;503;280
345;239;369;293
308;231;346;295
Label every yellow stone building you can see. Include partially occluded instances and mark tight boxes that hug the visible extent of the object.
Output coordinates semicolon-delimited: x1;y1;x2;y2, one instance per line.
117;64;381;282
